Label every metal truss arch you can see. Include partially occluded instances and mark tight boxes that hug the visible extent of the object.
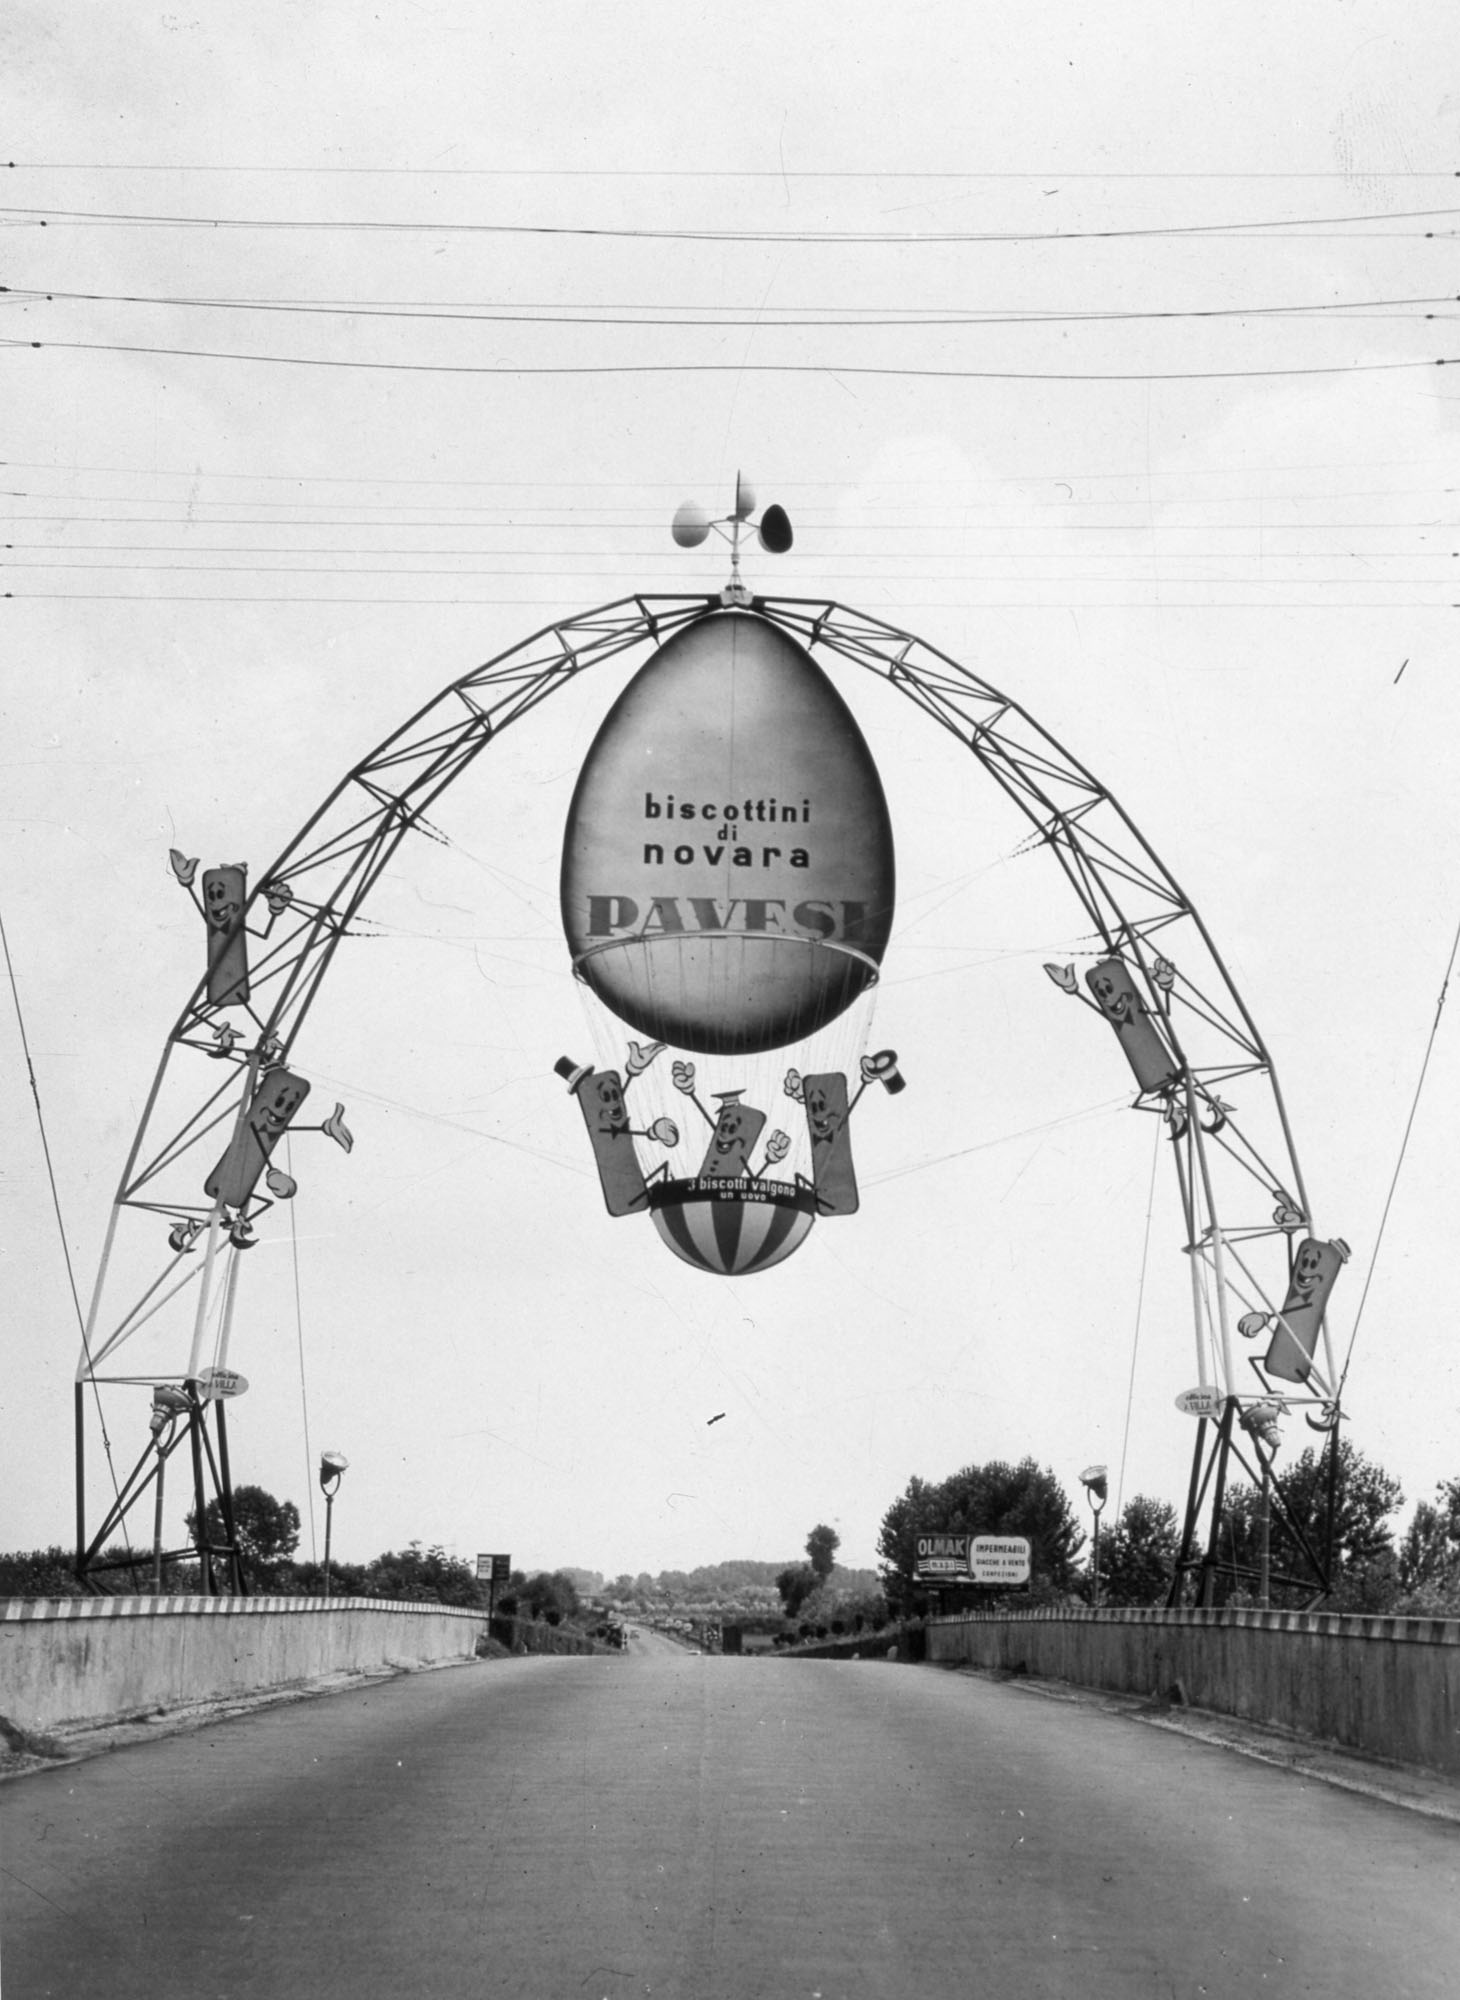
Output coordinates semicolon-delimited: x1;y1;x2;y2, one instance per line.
75;589;1336;1598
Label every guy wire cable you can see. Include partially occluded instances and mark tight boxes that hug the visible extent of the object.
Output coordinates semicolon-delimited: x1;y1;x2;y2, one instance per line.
285;1132;318;1562
1115;1118;1162;1523
1338;904;1460;1395
1;899;130;1531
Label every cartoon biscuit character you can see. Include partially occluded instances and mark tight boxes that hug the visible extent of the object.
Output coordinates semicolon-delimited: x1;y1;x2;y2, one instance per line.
555;1059;648;1216
1085;959;1178;1095
1265;1237;1349;1384
202;864;250;1006
801;1072;859;1215
699;1091;767;1181
205;1068;311;1210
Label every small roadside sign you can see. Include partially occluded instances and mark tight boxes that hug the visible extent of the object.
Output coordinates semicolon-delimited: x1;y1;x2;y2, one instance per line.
476;1552;511;1582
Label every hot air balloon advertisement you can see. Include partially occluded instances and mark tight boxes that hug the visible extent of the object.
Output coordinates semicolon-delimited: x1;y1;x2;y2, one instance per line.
554;481;906;1277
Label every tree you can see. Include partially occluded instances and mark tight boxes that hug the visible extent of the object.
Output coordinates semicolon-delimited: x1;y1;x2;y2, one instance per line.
775;1563;819;1619
823;1585;888;1633
558;1567;604;1596
805;1523;840;1581
877;1458;1085;1612
1220;1436;1403;1606
875;1474;937;1614
1099;1496;1179;1606
367;1542;484;1608
186;1484;300;1589
517;1570;582;1623
1396;1478;1460;1607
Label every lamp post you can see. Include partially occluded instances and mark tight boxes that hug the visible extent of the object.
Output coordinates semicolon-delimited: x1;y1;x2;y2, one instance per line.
319;1451;349;1598
1080;1464;1109;1609
148;1386;191;1593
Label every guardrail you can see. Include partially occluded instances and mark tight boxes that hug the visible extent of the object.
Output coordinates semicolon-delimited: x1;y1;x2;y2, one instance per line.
926;1605;1460;1777
0;1594;487;1735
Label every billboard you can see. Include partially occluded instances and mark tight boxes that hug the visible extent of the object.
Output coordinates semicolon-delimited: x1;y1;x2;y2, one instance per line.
914;1533;972;1579
970;1536;1031;1585
914;1533;1032;1584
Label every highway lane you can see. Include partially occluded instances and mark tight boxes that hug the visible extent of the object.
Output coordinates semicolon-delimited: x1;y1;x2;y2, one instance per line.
3;1651;1457;1998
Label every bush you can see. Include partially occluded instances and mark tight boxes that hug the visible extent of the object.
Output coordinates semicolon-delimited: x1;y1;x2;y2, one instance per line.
284;1559;371;1597
365;1543;485;1607
0;1547;83;1598
517;1571;581;1624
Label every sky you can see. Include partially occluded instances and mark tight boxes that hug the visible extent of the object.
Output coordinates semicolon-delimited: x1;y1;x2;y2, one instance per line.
3;3;1458;1581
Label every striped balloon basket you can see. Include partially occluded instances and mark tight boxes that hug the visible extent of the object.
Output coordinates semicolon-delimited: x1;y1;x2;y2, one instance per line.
647;1178;817;1276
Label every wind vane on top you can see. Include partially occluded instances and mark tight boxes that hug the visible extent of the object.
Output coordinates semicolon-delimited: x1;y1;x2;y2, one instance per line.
670;473;794;605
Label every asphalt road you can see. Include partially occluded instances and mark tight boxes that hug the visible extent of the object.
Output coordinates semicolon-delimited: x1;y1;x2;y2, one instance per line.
4;1652;1458;1999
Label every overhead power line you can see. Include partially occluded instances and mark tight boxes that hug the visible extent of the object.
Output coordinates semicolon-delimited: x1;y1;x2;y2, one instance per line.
8;336;1455;383
6;562;1447;582
4;451;1453;487
9;164;1459;180
6;284;1455;330
7;544;1444;560
7;591;1454;609
3;514;1449;531
5;201;1459;243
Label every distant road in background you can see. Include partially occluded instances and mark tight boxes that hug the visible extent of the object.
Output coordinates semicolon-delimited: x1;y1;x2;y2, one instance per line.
618;1619;692;1657
4;1651;1458;1998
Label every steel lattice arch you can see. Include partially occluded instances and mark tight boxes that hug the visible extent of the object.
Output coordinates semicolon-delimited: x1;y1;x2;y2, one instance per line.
74;589;1343;1601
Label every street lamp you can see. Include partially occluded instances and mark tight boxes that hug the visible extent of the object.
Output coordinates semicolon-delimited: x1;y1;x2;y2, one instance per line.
1080;1464;1108;1609
148;1386;191;1592
319;1451;349;1598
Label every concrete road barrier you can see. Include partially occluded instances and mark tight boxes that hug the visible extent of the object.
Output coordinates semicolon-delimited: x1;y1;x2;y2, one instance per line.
0;1594;487;1735
927;1605;1460;1777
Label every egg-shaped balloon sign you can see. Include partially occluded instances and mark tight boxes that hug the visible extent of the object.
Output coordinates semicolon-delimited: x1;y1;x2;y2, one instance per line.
561;611;895;1056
